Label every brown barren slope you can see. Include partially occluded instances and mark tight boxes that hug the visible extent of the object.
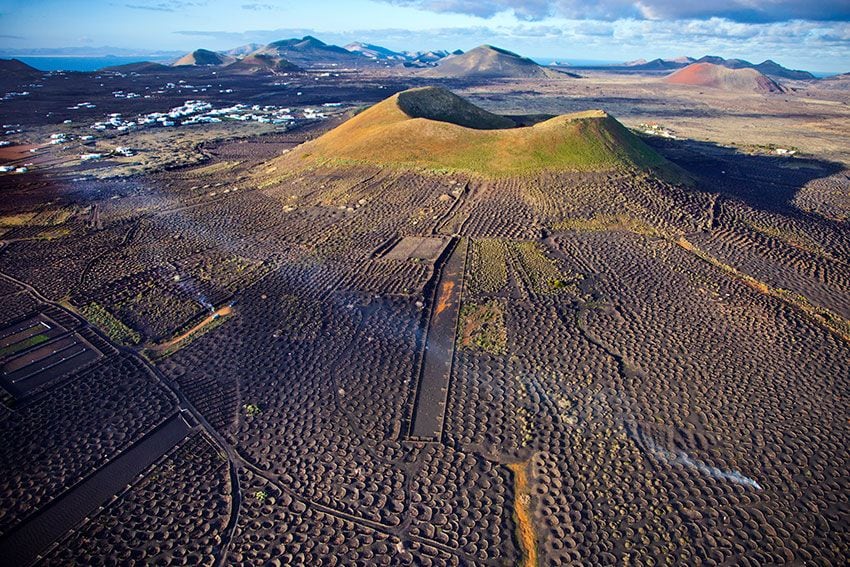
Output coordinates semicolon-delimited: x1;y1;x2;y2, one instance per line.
268;86;679;178
173;49;234;67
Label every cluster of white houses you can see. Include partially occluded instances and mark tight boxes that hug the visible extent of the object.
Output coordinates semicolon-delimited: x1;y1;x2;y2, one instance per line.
85;99;335;131
2;94;343;174
68;102;97;110
2;91;30;101
638;123;677;139
80;146;134;162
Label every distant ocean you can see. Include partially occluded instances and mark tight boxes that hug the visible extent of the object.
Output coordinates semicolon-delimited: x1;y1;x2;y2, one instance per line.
810;71;840;78
13;56;169;72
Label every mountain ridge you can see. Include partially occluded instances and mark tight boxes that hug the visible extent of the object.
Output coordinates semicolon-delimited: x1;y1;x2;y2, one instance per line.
255;36;374;68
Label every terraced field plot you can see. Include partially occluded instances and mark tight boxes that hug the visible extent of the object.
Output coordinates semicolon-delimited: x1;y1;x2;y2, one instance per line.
0;320;103;398
0;315;64;358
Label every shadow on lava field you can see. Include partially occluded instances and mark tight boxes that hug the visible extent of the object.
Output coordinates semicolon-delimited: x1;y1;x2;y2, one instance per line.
645;136;846;216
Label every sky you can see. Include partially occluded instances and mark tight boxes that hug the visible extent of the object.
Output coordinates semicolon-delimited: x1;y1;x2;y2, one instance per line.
0;0;848;71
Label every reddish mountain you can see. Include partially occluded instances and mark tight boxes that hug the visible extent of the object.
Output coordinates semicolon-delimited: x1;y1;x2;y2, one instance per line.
665;63;784;93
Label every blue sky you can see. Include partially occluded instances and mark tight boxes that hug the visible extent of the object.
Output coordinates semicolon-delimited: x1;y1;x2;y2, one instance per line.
0;0;848;71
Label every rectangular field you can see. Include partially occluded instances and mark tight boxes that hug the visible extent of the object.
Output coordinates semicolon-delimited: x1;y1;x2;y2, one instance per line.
408;238;466;441
384;236;451;262
0;314;67;359
1;334;102;397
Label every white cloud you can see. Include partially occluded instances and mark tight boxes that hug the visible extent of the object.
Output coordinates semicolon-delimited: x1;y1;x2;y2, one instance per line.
381;0;850;23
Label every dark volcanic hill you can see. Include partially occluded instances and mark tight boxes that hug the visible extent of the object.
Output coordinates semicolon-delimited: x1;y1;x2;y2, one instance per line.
752;59;816;80
421;45;565;79
625;57;695;71
696;55;815;80
665;63;785;93
253;36;372;68
99;61;175;73
0;58;41;78
223;53;301;75
173;49;234;67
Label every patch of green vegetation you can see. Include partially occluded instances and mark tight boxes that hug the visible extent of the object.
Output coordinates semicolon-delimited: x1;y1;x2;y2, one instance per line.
31;208;74;226
254;490;268;502
243;403;262;416
81;302;141;345
554;214;665;237
458;299;508;355
469;239;508;296
0;212;36;227
744;220;824;256
510;241;579;294
0;208;74;229
0;208;77;240
0;333;49;358
34;227;72;240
